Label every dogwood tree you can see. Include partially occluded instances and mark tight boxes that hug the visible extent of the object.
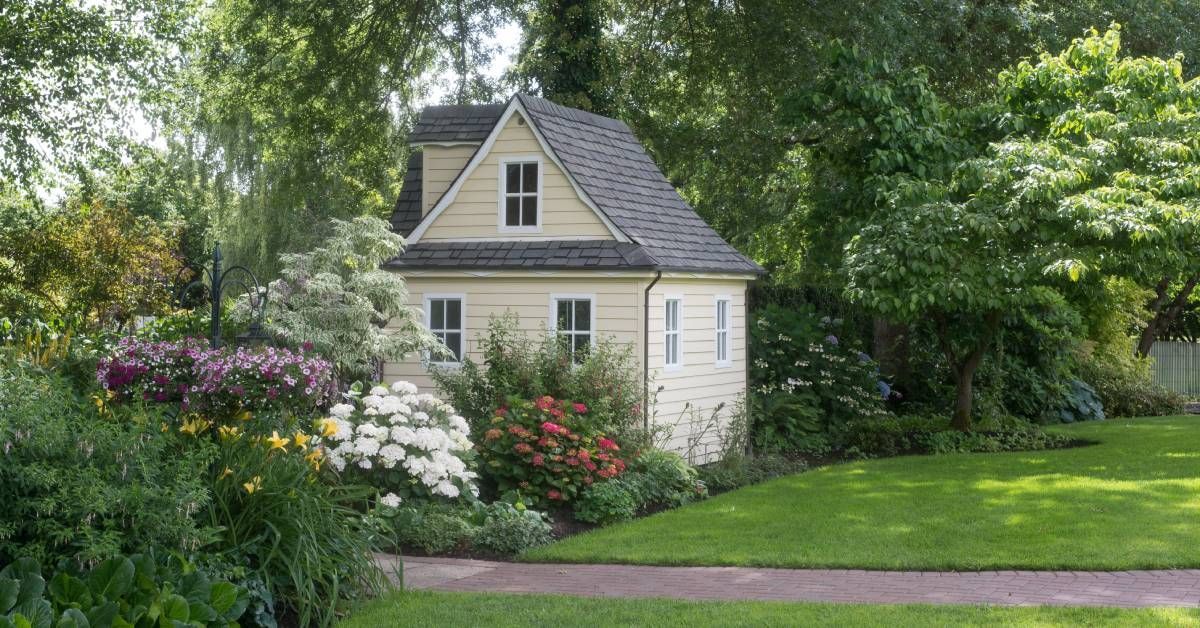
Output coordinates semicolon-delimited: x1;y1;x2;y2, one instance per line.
847;27;1200;429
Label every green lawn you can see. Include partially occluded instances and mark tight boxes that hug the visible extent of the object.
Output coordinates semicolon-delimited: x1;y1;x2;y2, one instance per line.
341;591;1200;627
525;416;1200;570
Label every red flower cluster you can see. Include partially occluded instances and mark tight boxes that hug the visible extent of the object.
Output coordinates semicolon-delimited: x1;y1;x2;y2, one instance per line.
479;395;627;508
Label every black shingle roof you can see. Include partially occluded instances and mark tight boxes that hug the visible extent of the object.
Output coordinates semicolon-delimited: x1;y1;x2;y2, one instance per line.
390;95;763;275
390;152;423;235
408;104;505;143
385;240;656;270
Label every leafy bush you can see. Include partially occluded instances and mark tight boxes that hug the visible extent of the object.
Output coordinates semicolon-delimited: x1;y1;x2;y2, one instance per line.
840;415;1076;458
1078;348;1183;417
207;435;382;627
750;304;891;452
573;480;640;526
1057;379;1105;423
433;314;645;446
469;503;553;555
0;367;215;568
479;396;627;508
96;337;334;420
317;382;479;502
626;450;707;508
387;503;477;555
0;554;248;628
696;453;807;493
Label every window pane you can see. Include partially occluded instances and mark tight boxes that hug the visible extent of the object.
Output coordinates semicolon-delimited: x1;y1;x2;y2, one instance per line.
718;332;727;361
522;162;538;193
574;300;591;331
444;333;462;360
667;335;677;364
446;299;461;329
573;333;590;359
522;195;538;226
557;300;573;330
506;196;521;226
430;299;445;329
506;163;521;193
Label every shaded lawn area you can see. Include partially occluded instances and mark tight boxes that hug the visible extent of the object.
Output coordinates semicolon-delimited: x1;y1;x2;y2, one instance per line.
341;591;1200;627
524;417;1200;570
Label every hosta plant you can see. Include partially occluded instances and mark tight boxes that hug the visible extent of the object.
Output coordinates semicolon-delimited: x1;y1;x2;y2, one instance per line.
480;396;627;508
317;382;479;504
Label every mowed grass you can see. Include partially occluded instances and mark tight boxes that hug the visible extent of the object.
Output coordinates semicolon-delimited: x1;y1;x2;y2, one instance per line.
341;591;1200;627
524;417;1200;570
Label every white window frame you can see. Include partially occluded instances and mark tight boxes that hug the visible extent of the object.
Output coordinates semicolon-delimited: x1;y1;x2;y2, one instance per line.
664;295;683;371
549;293;596;362
715;295;732;368
424;293;466;366
498;155;543;233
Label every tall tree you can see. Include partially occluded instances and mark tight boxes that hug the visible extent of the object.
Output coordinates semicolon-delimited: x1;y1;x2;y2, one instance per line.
512;0;614;115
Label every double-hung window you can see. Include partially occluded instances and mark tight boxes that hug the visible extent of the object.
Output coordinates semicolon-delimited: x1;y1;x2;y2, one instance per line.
664;296;682;370
715;296;731;367
552;295;593;363
501;158;540;230
425;295;464;364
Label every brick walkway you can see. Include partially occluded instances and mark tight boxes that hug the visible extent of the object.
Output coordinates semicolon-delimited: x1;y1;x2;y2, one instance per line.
377;555;1200;608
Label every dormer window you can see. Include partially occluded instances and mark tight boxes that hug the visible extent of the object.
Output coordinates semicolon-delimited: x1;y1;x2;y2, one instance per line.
500;157;541;230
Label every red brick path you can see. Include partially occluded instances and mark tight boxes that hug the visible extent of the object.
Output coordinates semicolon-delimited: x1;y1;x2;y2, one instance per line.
381;555;1200;608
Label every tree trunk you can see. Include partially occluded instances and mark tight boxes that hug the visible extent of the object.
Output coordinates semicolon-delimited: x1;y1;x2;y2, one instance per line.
934;311;1000;433
951;365;975;432
1136;274;1199;358
872;318;909;391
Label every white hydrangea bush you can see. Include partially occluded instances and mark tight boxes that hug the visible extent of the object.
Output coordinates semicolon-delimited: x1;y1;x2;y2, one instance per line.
318;381;478;505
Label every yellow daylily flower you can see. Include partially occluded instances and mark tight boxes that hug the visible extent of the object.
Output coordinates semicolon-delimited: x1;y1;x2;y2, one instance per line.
292;432;312;450
219;467;233;479
243;476;262;494
235;409;253;422
266;431;288;452
319;418;339;438
179;416;211;436
218;425;242;441
305;449;324;472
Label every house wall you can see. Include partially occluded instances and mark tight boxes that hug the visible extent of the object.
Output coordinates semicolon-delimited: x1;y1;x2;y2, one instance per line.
382;270;752;465
421;145;477;215
418;114;615;241
646;277;750;464
383;272;645;392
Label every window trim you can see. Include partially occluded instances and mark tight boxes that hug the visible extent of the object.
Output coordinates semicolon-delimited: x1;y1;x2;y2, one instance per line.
497;155;544;233
424;293;466;367
548;293;596;360
663;294;683;372
714;295;732;368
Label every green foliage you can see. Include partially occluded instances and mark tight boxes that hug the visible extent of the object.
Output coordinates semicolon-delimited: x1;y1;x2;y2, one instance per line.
388;503;477;556
512;0;615;115
695;453;807;494
1078;351;1183;418
0;367;216;568
0;554;248;628
469;502;553;556
250;216;440;383
433;314;645;446
1057;380;1105;424
749;305;890;451
572;480;639;526
206;437;382;627
839;415;1075;458
625;450;707;509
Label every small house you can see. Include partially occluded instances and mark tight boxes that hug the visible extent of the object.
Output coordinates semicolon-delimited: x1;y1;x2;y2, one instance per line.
385;94;762;461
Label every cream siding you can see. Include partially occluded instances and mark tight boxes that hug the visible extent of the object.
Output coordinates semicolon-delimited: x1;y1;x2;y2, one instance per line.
421;145;477;215
384;273;644;392
646;278;749;463
419;114;614;241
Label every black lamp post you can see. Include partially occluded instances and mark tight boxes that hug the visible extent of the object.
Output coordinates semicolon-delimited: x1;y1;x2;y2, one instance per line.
177;242;270;349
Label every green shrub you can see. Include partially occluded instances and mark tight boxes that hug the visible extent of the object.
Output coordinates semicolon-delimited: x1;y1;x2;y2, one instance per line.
573;480;640;526
695;452;807;493
1056;379;1105;423
389;503;477;555
470;503;553;555
749;305;890;452
841;415;1076;457
0;367;216;568
0;554;248;628
627;450;707;508
433;314;646;447
1079;349;1183;417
